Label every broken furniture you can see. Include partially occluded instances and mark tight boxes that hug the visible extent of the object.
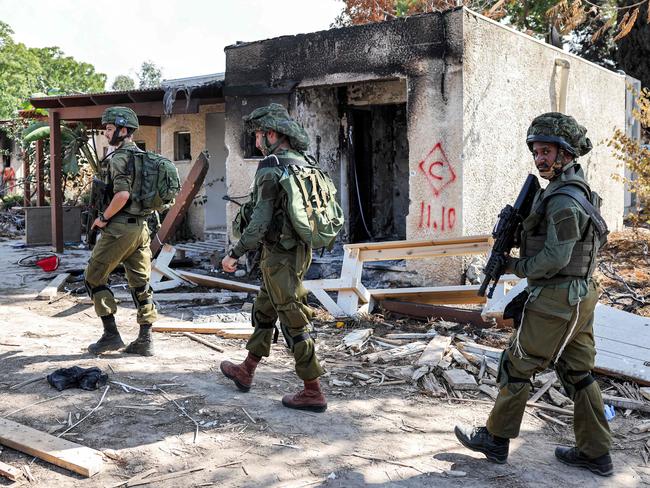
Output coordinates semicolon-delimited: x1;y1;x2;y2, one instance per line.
303;235;508;318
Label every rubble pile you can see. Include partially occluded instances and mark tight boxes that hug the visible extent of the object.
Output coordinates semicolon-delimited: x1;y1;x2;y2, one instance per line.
0;209;24;238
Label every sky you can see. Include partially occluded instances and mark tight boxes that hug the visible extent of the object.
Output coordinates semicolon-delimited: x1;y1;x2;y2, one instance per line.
0;0;345;88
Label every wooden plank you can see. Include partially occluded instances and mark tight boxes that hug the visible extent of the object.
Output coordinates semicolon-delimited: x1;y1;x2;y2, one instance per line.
218;330;253;339
177;270;260;293
151;152;209;256
0;418;102;477
153;322;250;333
344;235;490;251
363;342;426;363
336;247;364;316
369;286;486;305
151;244;177;283
36;273;71;301
529;373;557;404
0;460;22;481
120;292;247;302
416;335;452;367
358;242;490;262
309;287;349;318
380;301;504;328
443;369;478;391
182;332;224;353
602;395;650;413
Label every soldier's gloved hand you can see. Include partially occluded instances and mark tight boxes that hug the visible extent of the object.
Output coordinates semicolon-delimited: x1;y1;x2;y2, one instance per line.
484;252;508;278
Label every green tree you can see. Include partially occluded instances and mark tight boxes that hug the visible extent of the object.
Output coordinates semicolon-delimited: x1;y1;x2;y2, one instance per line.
137;61;162;89
111;75;136;91
0;21;106;119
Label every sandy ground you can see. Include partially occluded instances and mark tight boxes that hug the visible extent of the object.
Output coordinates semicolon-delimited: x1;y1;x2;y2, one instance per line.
0;238;648;488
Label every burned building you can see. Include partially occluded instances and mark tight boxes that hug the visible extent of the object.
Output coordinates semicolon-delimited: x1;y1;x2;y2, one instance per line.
222;7;629;284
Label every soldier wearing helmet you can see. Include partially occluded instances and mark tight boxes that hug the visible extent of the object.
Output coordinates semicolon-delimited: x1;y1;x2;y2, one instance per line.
84;106;158;357
219;103;327;413
455;113;613;476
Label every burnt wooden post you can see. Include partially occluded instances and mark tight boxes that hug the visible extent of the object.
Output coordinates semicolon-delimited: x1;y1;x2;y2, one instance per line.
35;139;46;206
22;150;30;207
150;151;209;257
49;111;63;253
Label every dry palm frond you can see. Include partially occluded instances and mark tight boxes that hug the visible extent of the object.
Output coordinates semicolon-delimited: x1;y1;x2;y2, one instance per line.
613;7;639;42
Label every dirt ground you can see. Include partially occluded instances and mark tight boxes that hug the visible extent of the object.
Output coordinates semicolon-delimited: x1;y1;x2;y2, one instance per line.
0;236;648;488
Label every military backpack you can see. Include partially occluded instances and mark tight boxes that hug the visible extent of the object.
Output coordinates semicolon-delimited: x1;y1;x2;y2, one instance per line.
116;148;181;213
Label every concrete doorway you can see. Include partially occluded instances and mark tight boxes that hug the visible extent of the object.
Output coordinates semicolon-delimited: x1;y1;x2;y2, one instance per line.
347;104;409;243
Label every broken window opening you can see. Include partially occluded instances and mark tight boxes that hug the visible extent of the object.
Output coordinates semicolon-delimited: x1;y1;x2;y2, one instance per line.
244;132;264;159
347;104;409;243
174;131;191;161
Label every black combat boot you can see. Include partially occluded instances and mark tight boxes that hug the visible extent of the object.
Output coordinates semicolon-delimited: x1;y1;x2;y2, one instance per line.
454;425;510;463
124;324;154;356
88;314;125;354
555;446;613;476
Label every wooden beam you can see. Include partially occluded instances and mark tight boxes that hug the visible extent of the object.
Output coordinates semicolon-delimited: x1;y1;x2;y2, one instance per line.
51;99;202;121
368;285;487;305
36;273;70;301
380;300;505;328
0;418;102;477
0;460;22;481
22;149;30;207
35;139;46;206
358;241;490;262
176;270;260;293
49;111;63;253
151;152;209;256
345;235;490;251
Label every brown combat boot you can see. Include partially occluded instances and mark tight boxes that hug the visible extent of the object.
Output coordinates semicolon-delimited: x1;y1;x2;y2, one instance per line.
282;378;328;413
219;353;261;392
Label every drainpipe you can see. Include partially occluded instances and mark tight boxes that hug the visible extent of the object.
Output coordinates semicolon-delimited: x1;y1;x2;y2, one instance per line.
555;59;570;113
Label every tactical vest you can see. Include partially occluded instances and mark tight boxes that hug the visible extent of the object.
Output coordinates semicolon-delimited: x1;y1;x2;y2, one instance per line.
521;181;608;286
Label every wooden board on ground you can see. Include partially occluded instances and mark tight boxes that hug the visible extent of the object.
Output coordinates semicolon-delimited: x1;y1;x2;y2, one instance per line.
443;369;478;391
177;270;260;293
0;460;22;481
0;418;102;477
153;322;251;333
36;273;70;301
416;335;452;367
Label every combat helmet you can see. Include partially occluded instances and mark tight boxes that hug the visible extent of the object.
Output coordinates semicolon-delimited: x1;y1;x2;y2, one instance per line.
101;107;139;130
526;112;592;157
243;103;309;152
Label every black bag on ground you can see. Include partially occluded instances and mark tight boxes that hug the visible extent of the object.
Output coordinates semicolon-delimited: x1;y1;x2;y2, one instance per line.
47;366;108;391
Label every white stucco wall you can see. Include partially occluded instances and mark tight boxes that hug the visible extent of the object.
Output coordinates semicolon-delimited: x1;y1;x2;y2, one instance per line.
462;9;626;237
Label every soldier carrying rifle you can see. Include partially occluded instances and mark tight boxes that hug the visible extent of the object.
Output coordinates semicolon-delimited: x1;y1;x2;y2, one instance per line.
455;113;613;477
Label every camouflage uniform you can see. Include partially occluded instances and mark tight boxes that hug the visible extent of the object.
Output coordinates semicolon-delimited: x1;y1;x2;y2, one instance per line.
455;113;613;476
85;107;157;356
220;104;327;412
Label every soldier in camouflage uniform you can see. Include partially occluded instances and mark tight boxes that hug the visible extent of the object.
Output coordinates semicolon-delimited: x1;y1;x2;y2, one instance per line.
220;103;327;412
84;107;157;356
455;113;613;476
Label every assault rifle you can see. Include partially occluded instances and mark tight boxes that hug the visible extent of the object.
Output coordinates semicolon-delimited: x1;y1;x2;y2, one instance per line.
478;174;541;298
86;178;111;248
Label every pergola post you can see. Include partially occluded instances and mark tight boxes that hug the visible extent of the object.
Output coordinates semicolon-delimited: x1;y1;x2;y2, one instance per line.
22;150;30;207
49;111;63;253
35;139;46;206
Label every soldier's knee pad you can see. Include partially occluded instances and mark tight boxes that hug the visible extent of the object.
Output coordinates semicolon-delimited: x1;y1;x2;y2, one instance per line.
279;323;314;352
554;361;594;400
84;278;114;300
129;284;153;308
496;351;531;391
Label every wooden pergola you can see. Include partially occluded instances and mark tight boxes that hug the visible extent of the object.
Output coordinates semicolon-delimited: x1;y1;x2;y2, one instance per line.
27;78;223;252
